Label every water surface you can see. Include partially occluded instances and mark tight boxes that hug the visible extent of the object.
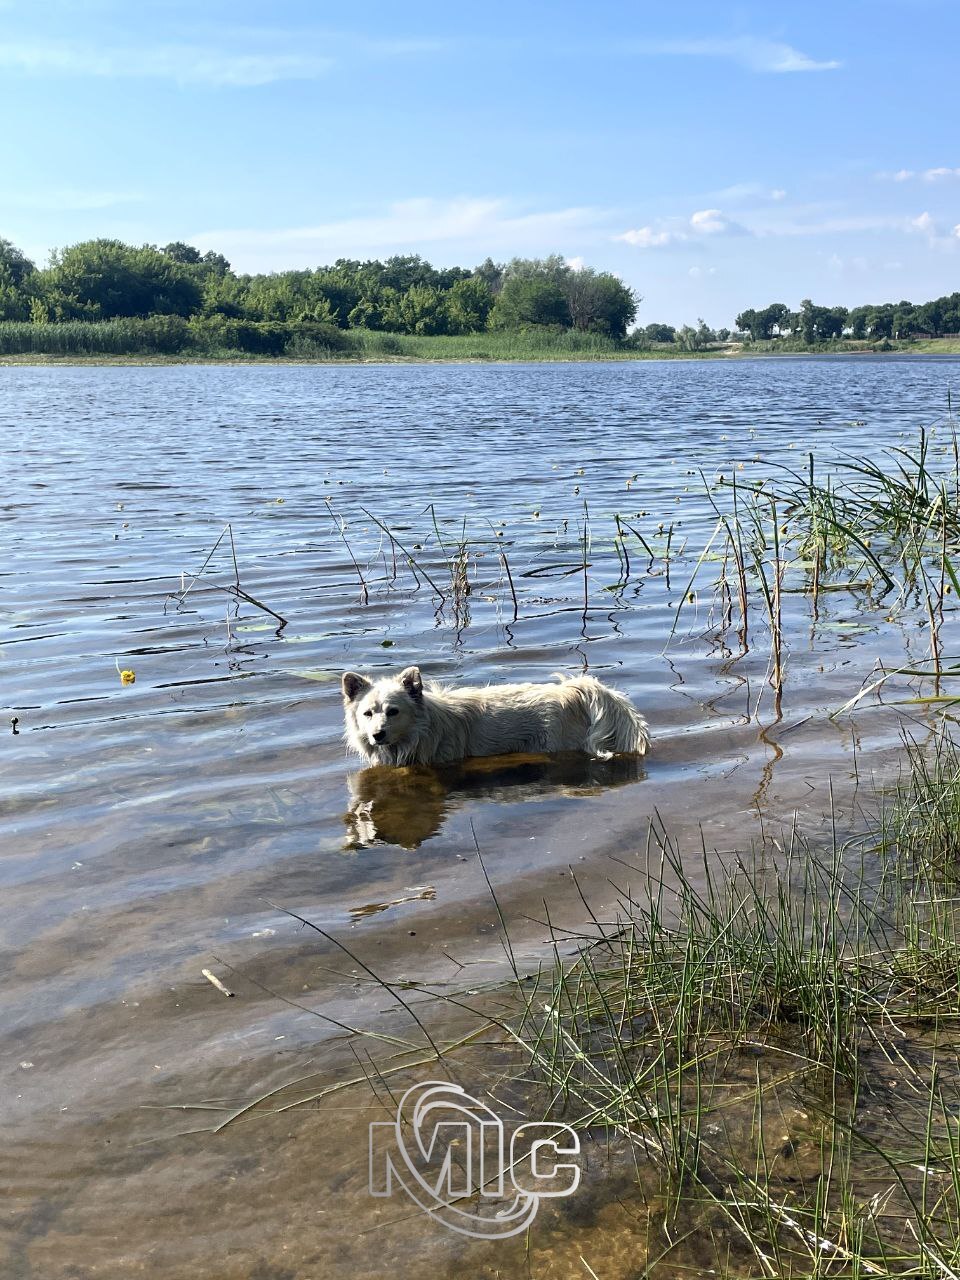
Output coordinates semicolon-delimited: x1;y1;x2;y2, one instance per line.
2;357;957;1277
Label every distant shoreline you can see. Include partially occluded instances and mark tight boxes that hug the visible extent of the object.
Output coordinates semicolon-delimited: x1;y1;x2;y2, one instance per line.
3;341;960;367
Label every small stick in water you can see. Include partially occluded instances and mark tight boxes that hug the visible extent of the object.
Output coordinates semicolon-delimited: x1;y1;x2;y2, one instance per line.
202;969;235;997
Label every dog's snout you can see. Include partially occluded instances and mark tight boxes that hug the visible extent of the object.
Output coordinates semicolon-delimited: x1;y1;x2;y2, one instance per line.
372;729;387;743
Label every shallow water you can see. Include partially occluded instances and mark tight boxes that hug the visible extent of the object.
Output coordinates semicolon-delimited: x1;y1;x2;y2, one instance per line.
2;356;958;1277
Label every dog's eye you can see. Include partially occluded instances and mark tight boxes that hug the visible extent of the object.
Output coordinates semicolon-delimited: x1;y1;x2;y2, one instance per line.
386;707;399;717
363;709;374;717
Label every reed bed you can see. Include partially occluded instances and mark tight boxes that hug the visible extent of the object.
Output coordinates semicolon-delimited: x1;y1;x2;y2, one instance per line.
0;320;634;361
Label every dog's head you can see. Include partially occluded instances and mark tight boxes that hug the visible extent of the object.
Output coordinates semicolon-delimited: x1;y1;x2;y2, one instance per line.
341;666;424;758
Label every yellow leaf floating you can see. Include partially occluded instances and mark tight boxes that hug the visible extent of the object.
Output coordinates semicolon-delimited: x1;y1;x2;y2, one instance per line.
120;669;136;685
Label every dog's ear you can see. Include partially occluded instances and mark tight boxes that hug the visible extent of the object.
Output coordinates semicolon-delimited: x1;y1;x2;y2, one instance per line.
342;672;371;702
399;666;423;699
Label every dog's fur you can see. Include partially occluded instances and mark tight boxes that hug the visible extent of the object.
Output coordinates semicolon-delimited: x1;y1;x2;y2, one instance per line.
341;666;650;767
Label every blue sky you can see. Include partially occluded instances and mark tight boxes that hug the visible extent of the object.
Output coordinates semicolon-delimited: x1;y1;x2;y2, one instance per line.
1;0;957;326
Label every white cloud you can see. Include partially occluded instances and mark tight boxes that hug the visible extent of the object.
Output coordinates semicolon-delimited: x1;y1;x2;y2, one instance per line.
619;206;748;247
771;188;787;201
565;255;586;271
907;211;959;250
194;197;612;267
690;208;727;234
911;211;937;236
688;266;717;278
878;166;960;182
0;31;447;87
616;226;676;248
622;199;950;251
0;40;335;85
628;36;840;73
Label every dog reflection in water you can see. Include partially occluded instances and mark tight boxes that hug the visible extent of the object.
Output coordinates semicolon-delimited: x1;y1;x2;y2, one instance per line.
343;751;646;849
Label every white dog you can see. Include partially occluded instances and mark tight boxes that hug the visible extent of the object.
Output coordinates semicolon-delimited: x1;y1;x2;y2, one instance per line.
341;666;649;766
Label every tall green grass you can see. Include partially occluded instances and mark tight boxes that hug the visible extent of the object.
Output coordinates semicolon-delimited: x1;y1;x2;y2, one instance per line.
0;317;190;355
0;319;707;361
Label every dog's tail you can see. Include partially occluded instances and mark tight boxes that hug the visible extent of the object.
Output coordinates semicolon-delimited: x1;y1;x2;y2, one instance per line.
562;674;650;758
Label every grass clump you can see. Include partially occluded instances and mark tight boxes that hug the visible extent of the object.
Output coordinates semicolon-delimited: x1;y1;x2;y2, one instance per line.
481;746;960;1277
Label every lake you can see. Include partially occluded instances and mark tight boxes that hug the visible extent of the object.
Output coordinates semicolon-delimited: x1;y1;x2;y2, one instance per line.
2;356;957;1277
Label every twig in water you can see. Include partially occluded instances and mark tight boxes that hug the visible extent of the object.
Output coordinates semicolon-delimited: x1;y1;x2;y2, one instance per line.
500;547;519;622
174;523;288;630
325;503;369;605
201;968;235;997
360;507;447;601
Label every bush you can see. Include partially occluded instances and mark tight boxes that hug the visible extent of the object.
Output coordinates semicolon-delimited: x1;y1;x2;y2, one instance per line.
356;331;404;356
285;325;359;358
134;315;190;353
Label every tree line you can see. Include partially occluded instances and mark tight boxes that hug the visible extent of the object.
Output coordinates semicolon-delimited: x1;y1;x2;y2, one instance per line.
2;233;957;352
0;236;637;339
735;295;960;343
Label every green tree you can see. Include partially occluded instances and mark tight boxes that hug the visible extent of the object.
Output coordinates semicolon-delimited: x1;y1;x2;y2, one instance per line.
445;276;494;333
162;242;203;264
489;276;570;329
675;324;702;351
849;306;871;340
472;257;504;294
865;304;895;339
762;303;790;338
563;268;637;338
378;255;438;292
736;303;791;340
0;237;36;320
44;239;202;318
643;323;676;343
396;285;448;335
347;295;386;330
202;251;231;275
799;300;847;343
735;309;760;340
892;302;920;339
200;270;248;318
917;299;944;337
799;300;818;344
311;268;361;327
0;237;35;288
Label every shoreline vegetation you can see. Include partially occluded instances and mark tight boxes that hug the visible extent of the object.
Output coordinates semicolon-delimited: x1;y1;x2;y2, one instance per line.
3;333;960;365
2;235;959;363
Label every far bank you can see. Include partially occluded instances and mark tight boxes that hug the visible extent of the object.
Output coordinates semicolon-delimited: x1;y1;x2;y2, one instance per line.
3;333;960;366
